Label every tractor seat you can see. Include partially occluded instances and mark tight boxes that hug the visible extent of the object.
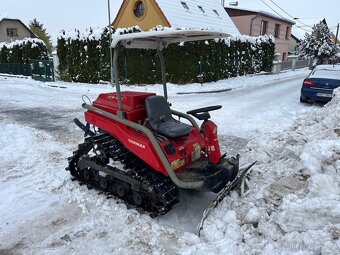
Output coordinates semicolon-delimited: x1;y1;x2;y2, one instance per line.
145;96;192;138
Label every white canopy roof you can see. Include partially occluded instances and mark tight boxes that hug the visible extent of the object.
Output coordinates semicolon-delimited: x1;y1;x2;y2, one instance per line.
111;29;229;50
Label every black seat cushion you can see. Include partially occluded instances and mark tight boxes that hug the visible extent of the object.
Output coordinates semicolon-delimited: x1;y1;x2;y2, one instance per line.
145;96;192;138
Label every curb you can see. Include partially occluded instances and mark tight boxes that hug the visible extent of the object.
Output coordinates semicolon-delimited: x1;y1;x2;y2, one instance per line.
176;73;307;95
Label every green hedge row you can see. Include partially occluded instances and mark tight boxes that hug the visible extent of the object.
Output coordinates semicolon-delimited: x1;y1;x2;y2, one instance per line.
57;27;275;84
0;38;48;63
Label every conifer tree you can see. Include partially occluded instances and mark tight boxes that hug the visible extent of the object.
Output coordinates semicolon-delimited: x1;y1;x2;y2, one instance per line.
297;20;337;64
29;18;53;54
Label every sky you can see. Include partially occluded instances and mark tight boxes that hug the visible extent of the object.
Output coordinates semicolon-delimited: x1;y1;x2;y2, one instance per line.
1;0;339;44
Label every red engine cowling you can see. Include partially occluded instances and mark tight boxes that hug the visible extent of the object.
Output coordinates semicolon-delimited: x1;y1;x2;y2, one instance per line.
201;120;222;164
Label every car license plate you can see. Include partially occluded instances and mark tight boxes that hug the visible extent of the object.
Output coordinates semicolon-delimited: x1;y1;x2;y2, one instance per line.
317;93;332;98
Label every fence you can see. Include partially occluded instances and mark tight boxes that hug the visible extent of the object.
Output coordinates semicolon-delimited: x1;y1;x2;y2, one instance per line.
0;59;54;82
281;60;294;71
295;59;310;69
272;58;311;74
0;63;31;76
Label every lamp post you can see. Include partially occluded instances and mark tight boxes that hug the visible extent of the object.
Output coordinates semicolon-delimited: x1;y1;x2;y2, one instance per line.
335;23;339;45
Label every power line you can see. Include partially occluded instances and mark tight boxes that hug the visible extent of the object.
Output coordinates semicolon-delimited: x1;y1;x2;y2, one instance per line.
268;0;339;34
259;0;312;32
260;0;287;20
267;0;312;28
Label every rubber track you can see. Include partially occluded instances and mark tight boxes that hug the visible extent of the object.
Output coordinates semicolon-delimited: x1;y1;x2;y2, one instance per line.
66;132;179;217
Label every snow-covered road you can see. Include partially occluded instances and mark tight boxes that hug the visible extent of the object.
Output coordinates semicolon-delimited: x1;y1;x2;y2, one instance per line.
171;74;316;140
0;69;339;255
0;71;313;234
0;70;314;142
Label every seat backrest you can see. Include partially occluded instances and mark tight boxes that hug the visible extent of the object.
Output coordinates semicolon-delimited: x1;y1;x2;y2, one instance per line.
145;96;172;130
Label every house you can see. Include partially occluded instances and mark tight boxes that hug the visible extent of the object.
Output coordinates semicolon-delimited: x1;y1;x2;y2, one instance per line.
288;23;310;53
289;33;301;53
0;18;36;43
112;0;239;35
225;6;295;61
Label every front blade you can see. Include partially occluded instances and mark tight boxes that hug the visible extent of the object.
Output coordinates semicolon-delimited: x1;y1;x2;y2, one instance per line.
198;161;256;236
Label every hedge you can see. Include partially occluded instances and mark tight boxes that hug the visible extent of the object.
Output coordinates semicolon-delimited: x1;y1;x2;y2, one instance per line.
57;27;275;84
0;38;48;63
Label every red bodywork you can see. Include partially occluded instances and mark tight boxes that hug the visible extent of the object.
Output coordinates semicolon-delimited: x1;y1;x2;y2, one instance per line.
85;91;222;176
201;120;222;164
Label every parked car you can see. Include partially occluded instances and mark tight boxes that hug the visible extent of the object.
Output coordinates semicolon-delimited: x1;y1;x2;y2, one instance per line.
300;64;340;103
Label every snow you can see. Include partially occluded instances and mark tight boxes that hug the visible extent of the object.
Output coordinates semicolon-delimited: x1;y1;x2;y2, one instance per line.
0;69;339;254
58;28;105;42
310;69;340;79
136;0;240;35
0;37;46;49
291;18;323;41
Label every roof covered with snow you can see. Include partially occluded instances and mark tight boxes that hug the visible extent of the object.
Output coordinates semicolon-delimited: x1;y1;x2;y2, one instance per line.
155;0;239;35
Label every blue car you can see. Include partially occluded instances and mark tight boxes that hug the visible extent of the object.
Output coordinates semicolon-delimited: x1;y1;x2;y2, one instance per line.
300;64;340;103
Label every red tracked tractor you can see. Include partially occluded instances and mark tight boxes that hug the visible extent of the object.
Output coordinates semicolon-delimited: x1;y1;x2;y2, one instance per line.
67;30;255;216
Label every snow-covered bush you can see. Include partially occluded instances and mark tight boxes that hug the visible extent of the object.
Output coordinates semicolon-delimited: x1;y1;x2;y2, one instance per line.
0;38;48;63
57;28;110;83
297;20;337;65
57;26;275;84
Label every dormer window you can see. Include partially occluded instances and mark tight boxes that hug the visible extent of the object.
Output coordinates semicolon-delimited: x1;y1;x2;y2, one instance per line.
134;1;145;18
181;2;189;10
213;9;219;16
198;6;205;13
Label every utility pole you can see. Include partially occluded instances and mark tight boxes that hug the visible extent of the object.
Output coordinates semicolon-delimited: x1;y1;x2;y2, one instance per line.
335;23;339;45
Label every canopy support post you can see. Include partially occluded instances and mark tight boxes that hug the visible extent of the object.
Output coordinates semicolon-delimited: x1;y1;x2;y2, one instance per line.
113;46;124;119
157;49;168;100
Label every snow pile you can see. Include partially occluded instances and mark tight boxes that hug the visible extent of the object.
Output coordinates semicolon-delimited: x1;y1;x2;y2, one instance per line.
200;88;340;254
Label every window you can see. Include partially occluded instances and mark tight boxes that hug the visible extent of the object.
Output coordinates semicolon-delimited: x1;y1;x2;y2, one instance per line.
213;9;219;16
285;26;290;39
260;20;268;35
6;28;18;37
134;1;145;18
181;2;189;10
274;24;280;38
198;6;205;14
282;52;287;61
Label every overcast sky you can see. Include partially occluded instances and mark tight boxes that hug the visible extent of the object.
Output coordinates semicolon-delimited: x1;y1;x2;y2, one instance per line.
1;0;339;44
